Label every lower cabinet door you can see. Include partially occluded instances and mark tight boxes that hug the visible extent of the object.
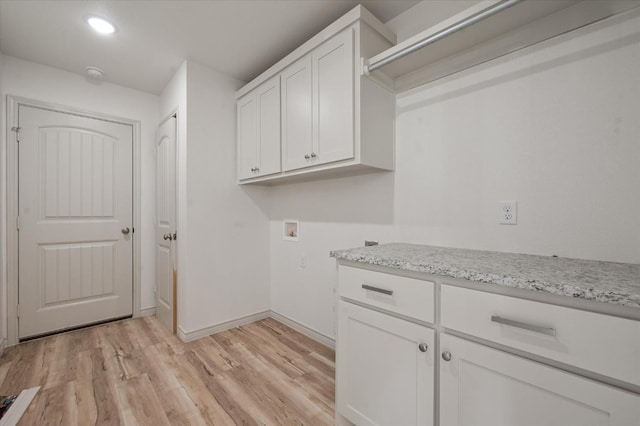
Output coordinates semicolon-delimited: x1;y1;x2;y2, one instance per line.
337;301;434;426
439;333;640;426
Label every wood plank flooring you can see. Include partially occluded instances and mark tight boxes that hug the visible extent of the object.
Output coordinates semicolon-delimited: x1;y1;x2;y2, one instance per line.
0;316;335;425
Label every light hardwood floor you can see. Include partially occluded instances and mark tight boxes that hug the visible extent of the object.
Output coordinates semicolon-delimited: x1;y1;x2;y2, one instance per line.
0;316;335;425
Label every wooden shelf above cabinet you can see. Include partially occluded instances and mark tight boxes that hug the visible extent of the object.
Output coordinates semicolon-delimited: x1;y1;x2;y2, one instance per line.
364;0;640;93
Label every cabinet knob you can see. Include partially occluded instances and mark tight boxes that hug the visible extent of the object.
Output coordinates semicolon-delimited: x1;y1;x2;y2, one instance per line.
254;166;259;172
418;343;428;353
304;154;310;160
310;152;317;158
441;351;452;362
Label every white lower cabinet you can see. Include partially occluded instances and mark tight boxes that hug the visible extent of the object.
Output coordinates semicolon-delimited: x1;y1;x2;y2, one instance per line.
337;301;434;426
336;265;640;426
439;333;640;426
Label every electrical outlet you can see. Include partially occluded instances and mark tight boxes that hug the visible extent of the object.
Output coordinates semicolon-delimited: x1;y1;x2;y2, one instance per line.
500;200;517;225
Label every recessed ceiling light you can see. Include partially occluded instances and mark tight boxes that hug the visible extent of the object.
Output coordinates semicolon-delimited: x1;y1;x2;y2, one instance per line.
87;16;116;35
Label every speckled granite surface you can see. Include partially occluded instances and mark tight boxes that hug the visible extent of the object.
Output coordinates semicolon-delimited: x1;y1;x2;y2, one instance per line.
330;243;640;309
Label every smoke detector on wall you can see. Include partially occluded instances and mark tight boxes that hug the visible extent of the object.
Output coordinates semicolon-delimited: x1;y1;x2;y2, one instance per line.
85;66;104;80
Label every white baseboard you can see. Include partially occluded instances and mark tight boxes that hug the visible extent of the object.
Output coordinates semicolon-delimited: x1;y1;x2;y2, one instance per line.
139;307;156;317
269;310;335;349
177;310;270;343
0;386;40;426
171;309;335;350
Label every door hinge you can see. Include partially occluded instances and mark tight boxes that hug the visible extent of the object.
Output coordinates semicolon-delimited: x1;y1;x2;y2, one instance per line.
11;127;21;143
11;127;21;133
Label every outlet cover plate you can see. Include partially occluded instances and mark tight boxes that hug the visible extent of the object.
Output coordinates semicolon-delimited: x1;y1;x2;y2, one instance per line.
500;200;517;225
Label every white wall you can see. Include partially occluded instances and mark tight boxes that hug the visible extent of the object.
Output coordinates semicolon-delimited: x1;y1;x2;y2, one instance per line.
161;61;271;335
0;56;160;336
269;10;640;340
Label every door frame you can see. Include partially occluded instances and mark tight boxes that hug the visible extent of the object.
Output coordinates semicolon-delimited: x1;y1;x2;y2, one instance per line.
5;95;143;345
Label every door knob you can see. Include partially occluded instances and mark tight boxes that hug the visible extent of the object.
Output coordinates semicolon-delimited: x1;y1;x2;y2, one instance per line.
441;351;452;362
418;343;428;352
163;233;173;241
121;227;130;235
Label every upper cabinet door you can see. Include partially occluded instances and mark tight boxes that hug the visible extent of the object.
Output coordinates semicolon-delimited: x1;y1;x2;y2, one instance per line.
312;28;354;166
281;55;313;172
237;94;258;180
256;76;281;176
237;77;281;180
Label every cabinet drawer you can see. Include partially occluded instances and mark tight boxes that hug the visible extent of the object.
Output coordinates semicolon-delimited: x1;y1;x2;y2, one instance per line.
339;266;435;323
441;284;640;386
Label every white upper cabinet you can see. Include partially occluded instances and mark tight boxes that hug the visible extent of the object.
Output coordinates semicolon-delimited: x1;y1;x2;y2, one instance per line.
237;94;258;180
282;29;354;172
236;6;396;184
237;76;281;179
312;28;354;167
281;55;313;172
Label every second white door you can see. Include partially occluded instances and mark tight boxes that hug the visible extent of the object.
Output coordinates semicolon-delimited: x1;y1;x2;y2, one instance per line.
155;116;177;333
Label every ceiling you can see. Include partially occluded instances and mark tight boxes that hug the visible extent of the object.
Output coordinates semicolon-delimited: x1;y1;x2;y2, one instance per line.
0;0;419;94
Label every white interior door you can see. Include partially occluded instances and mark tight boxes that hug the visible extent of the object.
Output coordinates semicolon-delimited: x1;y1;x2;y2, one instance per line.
18;105;133;339
155;116;176;333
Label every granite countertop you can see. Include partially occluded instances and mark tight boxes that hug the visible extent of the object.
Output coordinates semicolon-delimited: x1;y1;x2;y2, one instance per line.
330;243;640;309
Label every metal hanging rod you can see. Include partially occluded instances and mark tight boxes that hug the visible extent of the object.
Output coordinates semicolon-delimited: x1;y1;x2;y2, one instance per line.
365;0;526;74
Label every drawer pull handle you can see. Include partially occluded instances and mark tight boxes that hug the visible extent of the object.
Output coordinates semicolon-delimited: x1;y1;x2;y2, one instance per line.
418;343;428;352
491;315;556;337
441;351;452;362
362;284;394;296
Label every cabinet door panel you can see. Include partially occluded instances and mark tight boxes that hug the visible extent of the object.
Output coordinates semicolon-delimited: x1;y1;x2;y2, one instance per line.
281;55;313;171
440;333;640;426
256;77;281;176
237;95;257;180
313;28;354;165
337;301;434;426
